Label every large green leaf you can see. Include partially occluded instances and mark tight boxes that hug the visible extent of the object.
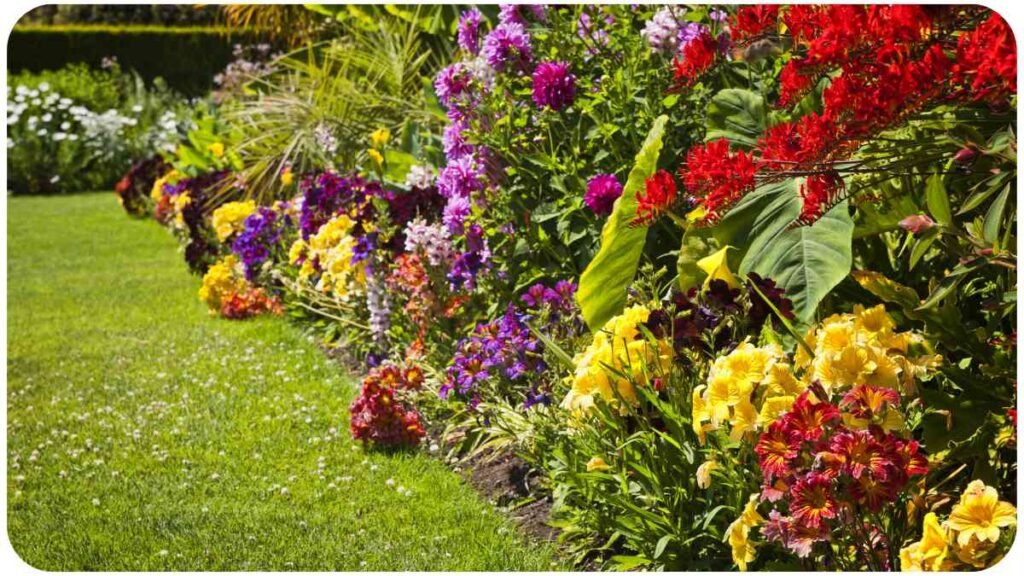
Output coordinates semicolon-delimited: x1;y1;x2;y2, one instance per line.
734;182;854;321
577;115;667;331
704;88;766;149
676;225;719;292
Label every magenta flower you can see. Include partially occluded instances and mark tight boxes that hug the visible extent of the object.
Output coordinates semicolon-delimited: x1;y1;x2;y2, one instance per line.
482;21;533;72
457;8;484;55
532;61;576;111
584;173;623;216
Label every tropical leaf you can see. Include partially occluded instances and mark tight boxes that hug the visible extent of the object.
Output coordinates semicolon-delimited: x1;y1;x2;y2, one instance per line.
577;115;667;332
704;88;766;149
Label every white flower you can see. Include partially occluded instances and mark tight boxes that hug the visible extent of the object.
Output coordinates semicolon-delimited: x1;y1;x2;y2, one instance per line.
30;98;41;106
132;104;144;113
36;128;47;136
38;82;50;92
385;478;396;487
50;175;61;183
53;132;67;141
41;113;52;122
405;164;436;189
60;122;70;130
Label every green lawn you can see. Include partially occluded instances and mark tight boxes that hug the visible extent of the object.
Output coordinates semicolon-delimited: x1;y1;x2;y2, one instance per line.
6;193;561;570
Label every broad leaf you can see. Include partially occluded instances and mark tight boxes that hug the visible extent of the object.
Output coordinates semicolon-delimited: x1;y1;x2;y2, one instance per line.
704;88;766;149
676;225;719;292
577;115;667;331
736;182;854;321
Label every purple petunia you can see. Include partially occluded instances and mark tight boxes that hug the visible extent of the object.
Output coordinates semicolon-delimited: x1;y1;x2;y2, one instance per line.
482;21;533;73
584;173;624;216
457;8;484;55
531;61;576;111
231;206;291;281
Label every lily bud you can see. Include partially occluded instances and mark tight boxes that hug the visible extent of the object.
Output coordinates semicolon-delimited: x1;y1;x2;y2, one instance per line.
899;214;936;235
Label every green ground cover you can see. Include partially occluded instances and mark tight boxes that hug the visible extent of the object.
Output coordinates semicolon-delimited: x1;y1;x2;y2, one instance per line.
6;193;560;570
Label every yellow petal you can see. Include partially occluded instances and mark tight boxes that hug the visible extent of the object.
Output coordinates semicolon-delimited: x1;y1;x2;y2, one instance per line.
697;246;740;289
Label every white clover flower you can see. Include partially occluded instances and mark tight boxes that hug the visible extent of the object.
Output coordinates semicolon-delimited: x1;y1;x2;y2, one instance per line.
30;98;41;106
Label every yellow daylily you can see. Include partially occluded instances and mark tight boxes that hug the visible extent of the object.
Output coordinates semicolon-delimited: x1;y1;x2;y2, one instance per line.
370;127;391;148
697;246;740;289
367;148;384;166
586;457;611;472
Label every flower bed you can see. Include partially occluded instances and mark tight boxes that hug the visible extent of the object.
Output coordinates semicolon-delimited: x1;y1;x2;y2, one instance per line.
116;4;1017;571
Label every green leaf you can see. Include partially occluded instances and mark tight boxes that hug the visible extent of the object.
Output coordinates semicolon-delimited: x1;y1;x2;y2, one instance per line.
738;185;854;321
925;174;953;226
383;149;416;184
704;89;766;149
654;535;673;560
577;115;667;332
982;183;1010;245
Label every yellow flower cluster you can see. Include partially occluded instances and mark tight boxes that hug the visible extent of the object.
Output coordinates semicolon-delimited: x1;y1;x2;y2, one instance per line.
692;341;805;443
900;480;1017;571
726;494;764;572
795;304;941;396
150;170;181;202
171;192;192;229
561;305;673;413
291;215;366;299
211;200;257;242
198;255;247;313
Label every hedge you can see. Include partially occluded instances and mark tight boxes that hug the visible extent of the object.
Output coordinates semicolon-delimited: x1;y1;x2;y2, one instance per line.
7;25;265;95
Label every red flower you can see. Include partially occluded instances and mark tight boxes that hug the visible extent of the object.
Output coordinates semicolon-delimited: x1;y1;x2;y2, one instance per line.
755;421;799;480
848;475;894;511
730;5;780;43
633;169;678;225
673;31;720;87
798;172;843;223
780;391;840;443
778;60;815;108
681;139;756;221
829;429;893;480
789;472;839;528
840;385;901;420
953;13;1016;103
892;438;929;478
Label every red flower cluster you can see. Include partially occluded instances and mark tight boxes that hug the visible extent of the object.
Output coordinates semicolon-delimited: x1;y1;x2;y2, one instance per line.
633;169;679;225
677;6;1013;225
349;364;427;447
754;387;927;557
672;31;721;87
220;288;282;319
678;139;756;222
729;5;780;43
953;13;1017;104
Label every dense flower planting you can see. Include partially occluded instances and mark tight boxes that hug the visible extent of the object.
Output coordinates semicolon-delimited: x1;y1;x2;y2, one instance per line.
116;4;1015;572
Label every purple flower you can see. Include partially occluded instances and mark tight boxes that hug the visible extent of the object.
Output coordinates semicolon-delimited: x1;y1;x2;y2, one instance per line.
404;218;454;267
457;8;484;55
482;22;533;73
231;206;291;281
434;63;476;114
443;194;472;234
531;61;576;111
584;173;623;216
299;171;379;238
709;8;729;22
442;119;474;160
447;224;490;289
498;4;547;25
642;6;708;56
578;10;614;54
437;154;485;200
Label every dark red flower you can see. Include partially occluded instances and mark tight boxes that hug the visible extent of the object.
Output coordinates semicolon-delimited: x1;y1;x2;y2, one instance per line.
755;420;799;480
730;5;780;43
790;472;839;528
780;391;841;443
673;31;720;87
681;139;756;221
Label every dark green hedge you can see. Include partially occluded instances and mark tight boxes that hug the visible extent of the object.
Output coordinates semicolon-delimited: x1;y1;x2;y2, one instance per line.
7;25;264;95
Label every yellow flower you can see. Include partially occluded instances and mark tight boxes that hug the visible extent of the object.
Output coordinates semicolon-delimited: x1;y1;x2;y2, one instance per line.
288;239;307;265
198;255;246;312
697;246;739;289
211;200;256;242
370;127;391;149
685;205;707;223
561;305;673;414
280;167;294;186
947;480;1017;547
586;457;610;472
208;141;225;158
757;395;795;426
696;459;718;489
150;170;180;202
725;495;763;572
303;215;366;299
367;148;384;166
172;192;192;228
900;512;949;572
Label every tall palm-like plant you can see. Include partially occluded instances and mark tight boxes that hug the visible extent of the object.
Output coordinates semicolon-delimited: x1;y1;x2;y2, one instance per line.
219;9;446;205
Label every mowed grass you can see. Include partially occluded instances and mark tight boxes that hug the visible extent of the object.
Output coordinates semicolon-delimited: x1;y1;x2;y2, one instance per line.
6;193;561;570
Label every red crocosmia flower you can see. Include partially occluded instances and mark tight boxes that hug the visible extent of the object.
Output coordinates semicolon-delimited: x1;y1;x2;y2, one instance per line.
755;421;799;480
798;172;843;223
633;169;678;225
829;429;892;480
840;385;900;419
778;60;815;108
730;5;780;42
953;13;1016;103
789;472;839;528
781;391;840;443
681;139;756;221
673;31;720;87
